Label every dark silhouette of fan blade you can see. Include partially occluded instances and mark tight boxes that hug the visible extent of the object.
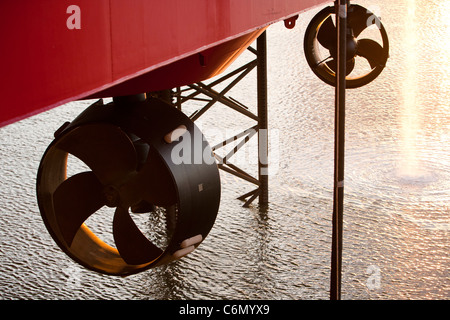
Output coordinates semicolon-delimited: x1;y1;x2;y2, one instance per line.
325;57;356;75
53;172;104;246
356;39;385;68
113;207;163;265
317;15;336;50
57;124;137;186
348;5;374;38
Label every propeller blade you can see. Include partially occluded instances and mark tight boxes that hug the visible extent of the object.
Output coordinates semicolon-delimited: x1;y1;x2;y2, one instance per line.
325;57;356;75
356;39;386;68
113;207;163;265
53;172;104;246
57;124;137;186
348;5;374;38
317;15;336;50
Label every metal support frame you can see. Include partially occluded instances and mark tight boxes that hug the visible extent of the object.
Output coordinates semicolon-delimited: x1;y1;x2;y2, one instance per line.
170;31;269;208
330;0;348;300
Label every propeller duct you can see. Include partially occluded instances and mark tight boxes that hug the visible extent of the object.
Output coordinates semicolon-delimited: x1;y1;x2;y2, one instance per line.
37;97;221;276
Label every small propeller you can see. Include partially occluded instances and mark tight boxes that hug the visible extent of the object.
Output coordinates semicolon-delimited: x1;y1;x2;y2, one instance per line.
53;123;177;265
304;4;389;88
316;5;386;72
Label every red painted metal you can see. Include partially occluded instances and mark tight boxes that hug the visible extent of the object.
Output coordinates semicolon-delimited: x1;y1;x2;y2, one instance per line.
0;0;327;128
87;28;266;99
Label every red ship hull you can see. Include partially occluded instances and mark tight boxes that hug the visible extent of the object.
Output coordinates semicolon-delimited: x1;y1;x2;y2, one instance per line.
0;0;327;127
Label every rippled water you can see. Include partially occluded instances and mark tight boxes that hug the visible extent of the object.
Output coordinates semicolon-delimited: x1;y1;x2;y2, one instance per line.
0;0;448;299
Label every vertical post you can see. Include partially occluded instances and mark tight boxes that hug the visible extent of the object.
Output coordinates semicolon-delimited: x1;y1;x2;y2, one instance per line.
175;87;182;110
257;31;269;206
330;0;347;300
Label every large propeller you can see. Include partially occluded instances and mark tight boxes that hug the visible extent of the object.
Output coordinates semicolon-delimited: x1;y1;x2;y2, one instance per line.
304;4;389;88
37;97;221;275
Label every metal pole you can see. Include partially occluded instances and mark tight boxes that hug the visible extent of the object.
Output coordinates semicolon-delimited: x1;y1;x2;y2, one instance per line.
257;31;269;206
330;0;347;300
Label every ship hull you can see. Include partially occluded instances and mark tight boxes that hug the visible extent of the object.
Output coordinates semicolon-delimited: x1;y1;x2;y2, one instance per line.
0;0;327;127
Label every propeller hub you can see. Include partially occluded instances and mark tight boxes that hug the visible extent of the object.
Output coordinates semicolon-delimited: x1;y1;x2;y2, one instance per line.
347;35;358;59
102;185;120;208
329;35;357;60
